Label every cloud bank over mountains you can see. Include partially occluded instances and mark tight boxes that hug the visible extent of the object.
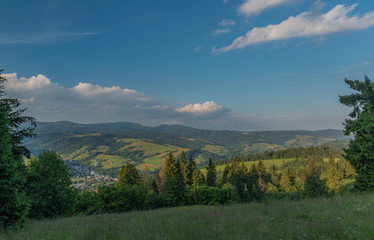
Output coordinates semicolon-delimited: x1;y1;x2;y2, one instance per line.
2;72;346;131
3;73;231;128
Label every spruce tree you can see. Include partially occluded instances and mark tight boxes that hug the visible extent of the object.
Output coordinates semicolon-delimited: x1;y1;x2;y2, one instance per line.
117;162;142;186
286;167;296;185
156;156;167;194
186;154;197;185
228;157;248;200
164;154;185;205
326;153;340;192
269;165;280;186
206;158;217;187
339;76;374;190
220;164;230;186
179;151;189;185
164;152;176;182
304;159;327;198
0;71;35;229
143;166;157;192
0;106;29;229
192;169;205;186
279;167;297;193
174;161;186;205
257;160;266;178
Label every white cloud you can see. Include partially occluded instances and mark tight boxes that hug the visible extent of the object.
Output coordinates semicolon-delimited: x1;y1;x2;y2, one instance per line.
176;101;223;114
239;0;296;17
218;19;235;27
73;82;137;96
213;29;230;36
213;4;374;53
3;73;51;91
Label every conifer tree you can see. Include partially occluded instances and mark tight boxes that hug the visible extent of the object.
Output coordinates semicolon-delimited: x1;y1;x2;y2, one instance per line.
179;151;189;185
220;164;230;185
156;156;167;194
164;154;185;205
0;71;35;229
0;106;29;228
186;154;197;185
164;152;177;182
304;159;327;198
192;169;205;186
286;167;296;185
345;161;357;180
117;162;142;186
206;158;217;187
228;157;248;200
172;160;186;205
337;159;346;180
257;160;266;178
339;76;374;190
143;166;157;192
326;153;340;191
269;165;280;186
279;167;297;193
230;155;242;173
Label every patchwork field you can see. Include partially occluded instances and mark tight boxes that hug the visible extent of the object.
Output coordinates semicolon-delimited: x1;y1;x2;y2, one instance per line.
26;122;347;176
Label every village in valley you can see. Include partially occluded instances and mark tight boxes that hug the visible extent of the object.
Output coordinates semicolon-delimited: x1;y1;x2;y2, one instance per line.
64;160;117;191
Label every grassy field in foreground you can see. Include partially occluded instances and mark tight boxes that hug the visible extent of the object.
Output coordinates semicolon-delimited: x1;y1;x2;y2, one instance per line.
2;193;374;240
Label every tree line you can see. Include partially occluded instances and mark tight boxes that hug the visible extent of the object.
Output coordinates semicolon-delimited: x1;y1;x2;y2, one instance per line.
215;145;344;166
72;150;357;216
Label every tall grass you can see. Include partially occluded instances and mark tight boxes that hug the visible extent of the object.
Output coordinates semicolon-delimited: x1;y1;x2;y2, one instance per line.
2;193;374;239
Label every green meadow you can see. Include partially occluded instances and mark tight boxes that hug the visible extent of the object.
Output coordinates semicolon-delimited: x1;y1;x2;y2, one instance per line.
2;192;374;240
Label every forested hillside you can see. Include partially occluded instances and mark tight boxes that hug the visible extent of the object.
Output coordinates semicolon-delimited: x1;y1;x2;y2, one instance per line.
24;121;348;176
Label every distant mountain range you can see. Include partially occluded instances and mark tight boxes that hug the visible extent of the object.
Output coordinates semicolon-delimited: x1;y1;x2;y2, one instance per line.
24;121;348;176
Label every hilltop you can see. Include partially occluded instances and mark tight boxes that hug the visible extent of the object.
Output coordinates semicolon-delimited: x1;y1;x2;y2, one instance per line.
25;121;348;176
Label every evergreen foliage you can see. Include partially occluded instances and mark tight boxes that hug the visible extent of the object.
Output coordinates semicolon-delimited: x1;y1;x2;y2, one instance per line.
339;76;374;190
206;158;217;187
26;151;76;219
0;106;29;229
326;153;340;191
186;154;197;185
279;167;297;193
0;71;35;229
192;169;205;186
143;166;158;193
156;156;166;194
304;159;327;198
179;151;190;185
117;162;142;186
163;153;186;205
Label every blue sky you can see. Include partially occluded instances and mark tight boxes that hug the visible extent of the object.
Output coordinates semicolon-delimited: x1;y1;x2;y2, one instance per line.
1;0;374;131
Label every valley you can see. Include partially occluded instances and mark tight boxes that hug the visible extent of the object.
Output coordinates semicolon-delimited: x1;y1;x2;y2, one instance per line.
25;121;348;177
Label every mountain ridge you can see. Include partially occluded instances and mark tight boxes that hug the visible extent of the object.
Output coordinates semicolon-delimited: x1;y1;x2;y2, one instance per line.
25;121;347;176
